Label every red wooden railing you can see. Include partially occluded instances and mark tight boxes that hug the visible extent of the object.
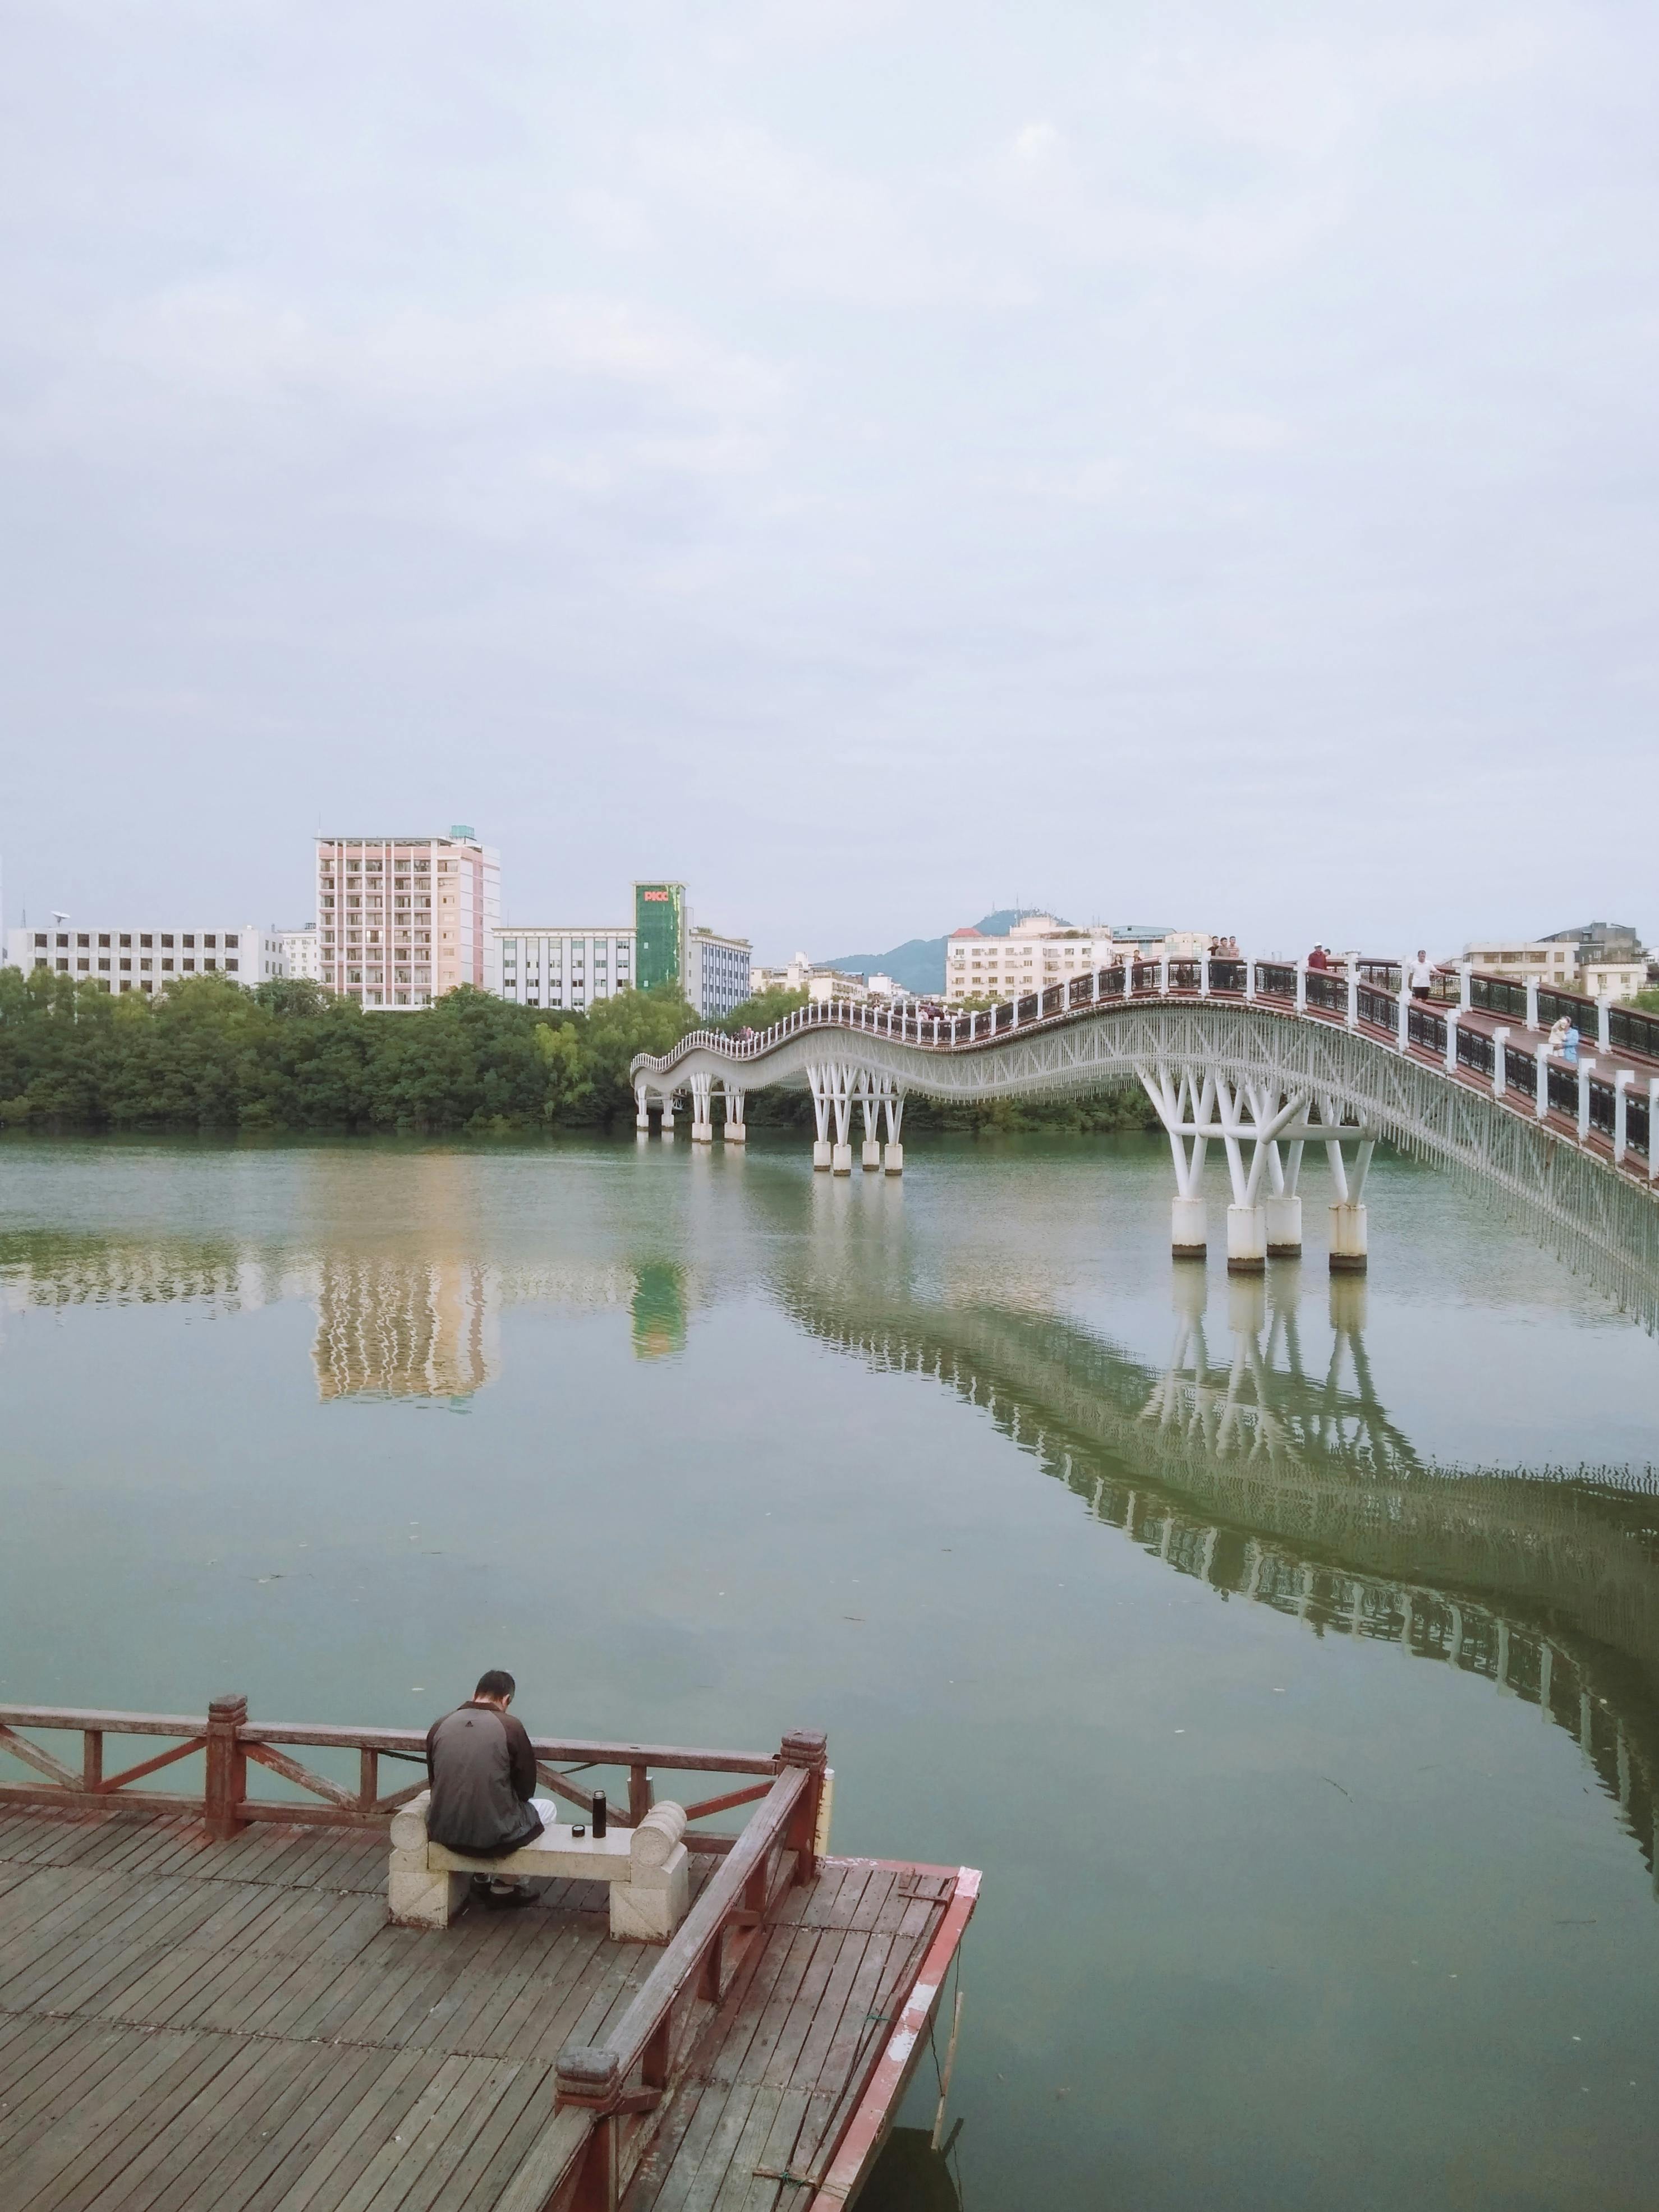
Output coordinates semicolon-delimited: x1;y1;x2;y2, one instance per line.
0;1696;785;1852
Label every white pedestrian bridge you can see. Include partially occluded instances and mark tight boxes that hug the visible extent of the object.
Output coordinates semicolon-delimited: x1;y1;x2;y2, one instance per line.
631;956;1659;1321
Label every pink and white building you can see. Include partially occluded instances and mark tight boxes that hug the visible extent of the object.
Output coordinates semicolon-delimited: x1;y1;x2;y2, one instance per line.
316;829;500;1010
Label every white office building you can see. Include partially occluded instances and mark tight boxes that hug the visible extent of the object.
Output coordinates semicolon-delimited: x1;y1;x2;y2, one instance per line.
281;926;321;981
685;928;752;1021
6;923;287;994
494;926;636;1013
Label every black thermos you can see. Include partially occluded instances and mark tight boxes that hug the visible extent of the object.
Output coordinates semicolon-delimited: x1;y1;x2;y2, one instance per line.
592;1791;607;1839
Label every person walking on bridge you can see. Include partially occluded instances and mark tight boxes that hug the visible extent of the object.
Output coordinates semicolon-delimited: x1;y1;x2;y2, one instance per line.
1409;951;1435;1001
427;1669;546;1910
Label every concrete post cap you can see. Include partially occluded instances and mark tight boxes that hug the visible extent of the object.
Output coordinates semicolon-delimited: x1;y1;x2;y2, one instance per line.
208;1694;249;1721
556;2045;622;2103
630;1801;687;1867
779;1728;828;1769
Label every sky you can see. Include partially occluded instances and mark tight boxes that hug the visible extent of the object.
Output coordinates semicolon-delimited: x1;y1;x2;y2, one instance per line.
1;0;1654;962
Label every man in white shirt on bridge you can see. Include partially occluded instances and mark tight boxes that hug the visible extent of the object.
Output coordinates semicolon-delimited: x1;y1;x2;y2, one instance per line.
1409;952;1435;1001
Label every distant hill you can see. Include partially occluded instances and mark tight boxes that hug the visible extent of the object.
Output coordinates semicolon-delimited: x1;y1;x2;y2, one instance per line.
823;909;1033;996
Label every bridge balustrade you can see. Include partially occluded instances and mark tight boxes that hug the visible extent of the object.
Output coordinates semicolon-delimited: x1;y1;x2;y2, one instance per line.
1017;992;1040;1024
1101;965;1127;1000
1304;972;1345;1017
1206;959;1247;994
1131;962;1159;994
1547;1062;1579;1118
1256;963;1297;1000
1609;1000;1659;1060
1504;1043;1537;1094
1471;974;1528;1022
1355;982;1395;1031
1408;1002;1447;1057
1628;1089;1652;1157
1043;985;1066;1017
1588;1076;1617;1138
1356;961;1402;990
1166;960;1201;992
1455;1023;1495;1078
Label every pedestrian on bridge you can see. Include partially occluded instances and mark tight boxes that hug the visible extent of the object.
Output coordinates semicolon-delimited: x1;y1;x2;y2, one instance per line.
1409;951;1435;1000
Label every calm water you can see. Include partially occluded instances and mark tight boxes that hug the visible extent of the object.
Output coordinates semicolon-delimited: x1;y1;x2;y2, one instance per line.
3;1132;1658;2211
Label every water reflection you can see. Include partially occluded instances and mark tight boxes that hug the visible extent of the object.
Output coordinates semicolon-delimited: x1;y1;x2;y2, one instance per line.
780;1266;1659;1886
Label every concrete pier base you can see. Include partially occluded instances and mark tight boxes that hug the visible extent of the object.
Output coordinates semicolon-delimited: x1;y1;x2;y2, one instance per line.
861;1139;882;1171
691;1120;713;1145
812;1140;832;1171
724;1121;746;1144
884;1143;904;1175
1171;1197;1206;1258
1265;1192;1302;1256
636;1109;651;1133
831;1142;853;1175
1226;1204;1267;1274
1329;1202;1368;1273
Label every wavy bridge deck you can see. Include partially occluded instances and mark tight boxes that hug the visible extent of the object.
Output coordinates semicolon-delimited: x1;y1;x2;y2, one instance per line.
0;1802;962;2212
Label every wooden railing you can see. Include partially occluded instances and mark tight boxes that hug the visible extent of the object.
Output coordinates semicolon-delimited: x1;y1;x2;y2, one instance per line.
528;1730;829;2212
0;1696;787;1851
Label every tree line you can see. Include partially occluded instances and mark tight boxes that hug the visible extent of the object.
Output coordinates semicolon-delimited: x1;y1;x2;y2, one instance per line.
0;968;1150;1137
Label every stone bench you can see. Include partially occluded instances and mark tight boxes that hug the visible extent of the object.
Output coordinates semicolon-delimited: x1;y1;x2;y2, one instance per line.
387;1793;690;1941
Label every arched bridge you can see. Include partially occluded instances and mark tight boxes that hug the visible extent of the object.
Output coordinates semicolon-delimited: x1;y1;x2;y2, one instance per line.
632;957;1659;1320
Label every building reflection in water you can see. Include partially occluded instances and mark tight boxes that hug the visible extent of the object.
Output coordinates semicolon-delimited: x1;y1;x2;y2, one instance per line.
631;1263;688;1360
784;1262;1659;1890
312;1256;499;1402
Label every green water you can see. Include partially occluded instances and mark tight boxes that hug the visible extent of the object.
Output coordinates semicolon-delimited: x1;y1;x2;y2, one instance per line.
2;1132;1657;2211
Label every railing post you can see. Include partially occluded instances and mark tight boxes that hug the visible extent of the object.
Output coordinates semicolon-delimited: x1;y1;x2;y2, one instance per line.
1649;1078;1659;1180
1244;955;1255;1004
205;1692;249;1839
555;2050;621;2211
1160;955;1170;996
1597;994;1612;1051
629;1764;654;1826
1536;1038;1550;1121
1578;1057;1596;1143
1396;986;1410;1052
1458;962;1473;1011
1346;967;1359;1031
1444;1007;1460;1074
779;1727;829;1885
1525;975;1539;1031
1492;1025;1509;1099
1612;1069;1632;1165
1199;957;1210;999
1295;960;1307;1014
83;1730;103;1791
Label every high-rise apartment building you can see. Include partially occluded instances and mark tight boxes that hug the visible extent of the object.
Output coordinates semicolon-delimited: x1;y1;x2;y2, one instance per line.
315;829;500;1009
5;922;286;992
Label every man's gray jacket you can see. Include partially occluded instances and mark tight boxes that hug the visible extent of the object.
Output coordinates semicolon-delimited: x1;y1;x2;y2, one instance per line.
425;1702;544;1858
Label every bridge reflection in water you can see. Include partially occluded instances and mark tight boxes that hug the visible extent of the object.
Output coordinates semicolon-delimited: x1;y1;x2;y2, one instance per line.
782;1263;1659;1891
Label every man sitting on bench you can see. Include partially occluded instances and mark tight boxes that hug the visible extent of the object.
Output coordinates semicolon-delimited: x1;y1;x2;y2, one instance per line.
426;1668;545;1910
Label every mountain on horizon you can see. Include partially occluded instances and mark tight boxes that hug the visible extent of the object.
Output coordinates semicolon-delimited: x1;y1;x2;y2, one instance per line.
822;908;1046;996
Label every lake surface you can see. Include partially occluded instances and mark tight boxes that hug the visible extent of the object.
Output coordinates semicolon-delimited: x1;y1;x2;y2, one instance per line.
2;1130;1657;2211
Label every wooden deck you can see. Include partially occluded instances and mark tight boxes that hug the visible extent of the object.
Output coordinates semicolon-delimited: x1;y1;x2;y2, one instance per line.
0;1802;963;2212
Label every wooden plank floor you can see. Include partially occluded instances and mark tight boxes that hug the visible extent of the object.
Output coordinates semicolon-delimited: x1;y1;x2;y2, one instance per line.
0;1808;947;2212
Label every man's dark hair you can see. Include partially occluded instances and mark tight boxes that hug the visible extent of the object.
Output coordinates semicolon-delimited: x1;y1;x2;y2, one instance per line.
474;1669;516;1701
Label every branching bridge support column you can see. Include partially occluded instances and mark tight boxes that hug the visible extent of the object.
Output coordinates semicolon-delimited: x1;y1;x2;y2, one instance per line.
805;1064;833;1170
858;1075;882;1171
882;1080;906;1174
689;1073;714;1144
723;1084;746;1144
635;1080;651;1135
1315;1094;1375;1273
1138;1067;1311;1270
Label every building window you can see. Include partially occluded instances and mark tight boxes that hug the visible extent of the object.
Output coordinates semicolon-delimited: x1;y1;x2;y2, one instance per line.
141;980;153;994
183;935;195;948
226;958;238;972
162;958;174;972
205;958;217;971
78;933;90;948
140;958;151;972
77;957;89;971
161;934;173;948
98;957;110;971
33;932;45;948
119;958;131;972
57;959;68;972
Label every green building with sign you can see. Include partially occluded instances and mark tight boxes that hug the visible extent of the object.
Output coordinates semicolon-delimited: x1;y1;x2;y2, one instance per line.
633;881;686;991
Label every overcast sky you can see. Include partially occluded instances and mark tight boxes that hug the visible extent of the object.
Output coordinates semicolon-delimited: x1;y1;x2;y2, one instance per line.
1;0;1653;960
